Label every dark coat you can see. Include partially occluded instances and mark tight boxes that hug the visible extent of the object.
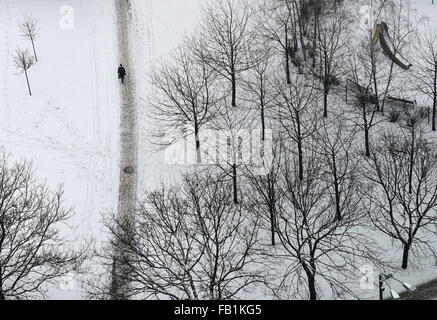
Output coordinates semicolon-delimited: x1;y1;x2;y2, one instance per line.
118;66;126;77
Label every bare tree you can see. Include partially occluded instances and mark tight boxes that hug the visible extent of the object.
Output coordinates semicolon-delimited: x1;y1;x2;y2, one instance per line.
362;129;437;269
13;47;34;96
186;0;262;204
314;4;348;118
96;172;265;300
256;0;340;82
273;142;376;300
273;73;319;181
0;151;87;300
284;0;343;67
346;50;380;157
208;101;253;205
193;0;257;108
255;0;297;84
242;46;276;142
414;27;437;131
246;141;282;246
292;0;309;62
149;43;219;163
19;15;39;62
315;119;361;221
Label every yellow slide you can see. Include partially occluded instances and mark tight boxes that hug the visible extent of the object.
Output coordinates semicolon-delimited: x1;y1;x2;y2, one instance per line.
372;22;412;70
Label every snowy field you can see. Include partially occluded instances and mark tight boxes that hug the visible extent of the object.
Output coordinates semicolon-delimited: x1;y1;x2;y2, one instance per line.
0;0;120;231
0;0;120;299
0;0;206;299
2;0;437;300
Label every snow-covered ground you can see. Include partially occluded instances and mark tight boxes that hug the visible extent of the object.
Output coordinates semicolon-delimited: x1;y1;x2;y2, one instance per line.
130;0;437;301
2;0;437;300
0;0;120;299
0;0;207;300
126;0;437;301
129;0;207;192
363;0;437;300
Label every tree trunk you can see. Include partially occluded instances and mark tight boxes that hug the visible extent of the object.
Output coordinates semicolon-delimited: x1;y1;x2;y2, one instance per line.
261;106;266;142
300;36;307;62
296;112;304;181
308;275;317;300
433;94;436;132
285;50;291;85
195;126;202;164
371;45;380;112
306;257;317;300
433;67;437;131
24;68;32;96
232;164;238;204
295;1;307;62
269;205;276;246
298;138;304;181
110;257;128;300
381;62;395;115
365;127;370;157
0;289;4;300
373;80;379;112
285;26;291;85
402;243;410;269
31;37;38;62
408;130;415;195
332;157;341;221
312;13;317;69
363;110;370;157
298;19;307;62
323;90;328;118
231;73;237;107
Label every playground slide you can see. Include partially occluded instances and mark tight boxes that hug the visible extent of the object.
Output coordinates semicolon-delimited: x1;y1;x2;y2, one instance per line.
373;22;412;70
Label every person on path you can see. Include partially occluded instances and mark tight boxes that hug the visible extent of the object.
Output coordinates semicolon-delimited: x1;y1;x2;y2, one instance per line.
118;64;126;84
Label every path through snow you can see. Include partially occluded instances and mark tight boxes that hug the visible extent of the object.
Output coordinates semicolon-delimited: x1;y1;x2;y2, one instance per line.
115;0;138;221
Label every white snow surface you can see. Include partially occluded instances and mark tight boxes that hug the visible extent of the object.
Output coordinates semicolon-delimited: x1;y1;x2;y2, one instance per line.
131;0;207;192
0;0;120;299
2;0;437;300
0;0;206;299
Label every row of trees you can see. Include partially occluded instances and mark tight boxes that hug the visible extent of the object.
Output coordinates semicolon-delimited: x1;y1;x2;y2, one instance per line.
147;0;437;201
99;111;437;300
2;116;437;300
123;0;437;300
